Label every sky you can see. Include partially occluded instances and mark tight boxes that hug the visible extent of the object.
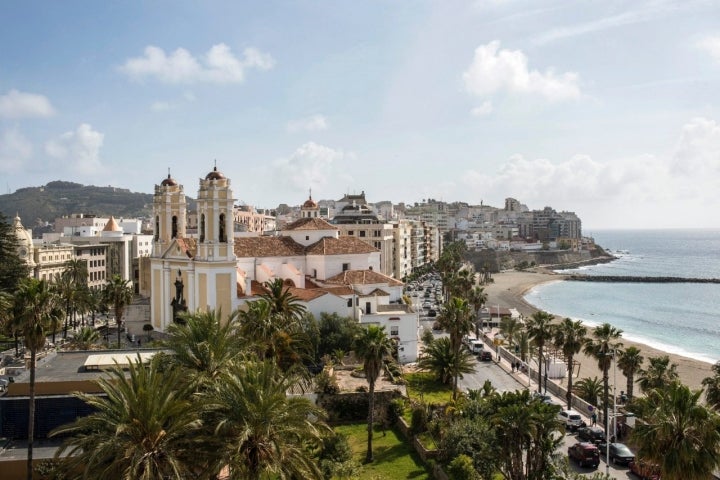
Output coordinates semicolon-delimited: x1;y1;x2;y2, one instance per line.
1;0;720;229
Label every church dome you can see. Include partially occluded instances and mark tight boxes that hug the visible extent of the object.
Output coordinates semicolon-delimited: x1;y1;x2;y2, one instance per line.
12;214;34;264
160;173;177;186
103;216;122;232
205;166;226;180
302;196;318;209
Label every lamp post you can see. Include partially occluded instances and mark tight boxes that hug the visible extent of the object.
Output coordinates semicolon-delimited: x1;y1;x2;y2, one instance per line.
605;349;616;476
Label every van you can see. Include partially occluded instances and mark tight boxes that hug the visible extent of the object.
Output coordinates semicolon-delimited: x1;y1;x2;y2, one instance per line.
470;340;484;355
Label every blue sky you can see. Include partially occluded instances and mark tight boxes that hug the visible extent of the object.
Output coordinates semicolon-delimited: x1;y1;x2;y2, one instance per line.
1;0;720;229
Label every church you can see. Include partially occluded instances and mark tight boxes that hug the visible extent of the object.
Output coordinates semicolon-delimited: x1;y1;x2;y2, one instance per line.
149;166;419;362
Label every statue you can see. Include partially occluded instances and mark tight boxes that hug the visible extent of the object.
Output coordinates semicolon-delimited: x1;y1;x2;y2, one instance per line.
170;270;187;323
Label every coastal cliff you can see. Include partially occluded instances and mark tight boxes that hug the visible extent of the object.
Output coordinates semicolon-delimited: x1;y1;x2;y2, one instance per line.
465;247;614;273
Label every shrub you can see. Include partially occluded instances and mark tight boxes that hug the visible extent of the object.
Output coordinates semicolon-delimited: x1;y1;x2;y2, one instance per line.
388;398;405;423
447;454;480;480
355;385;368;393
411;404;428;435
315;370;340;394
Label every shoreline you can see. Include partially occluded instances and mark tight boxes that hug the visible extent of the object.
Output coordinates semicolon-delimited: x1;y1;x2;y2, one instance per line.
483;269;714;392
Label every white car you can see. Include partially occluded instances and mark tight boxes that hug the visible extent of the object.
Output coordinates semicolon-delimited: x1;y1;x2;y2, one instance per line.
558;409;585;431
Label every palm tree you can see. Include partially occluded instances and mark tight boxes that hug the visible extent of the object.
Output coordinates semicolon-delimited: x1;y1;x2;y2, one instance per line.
207;360;329;479
166;309;243;389
438;296;474;399
553;317;587;409
487;390;564;479
526;311;555;394
259;278;306;322
573;376;604;406
104;274;133;348
500;316;522;350
618;346;644;402
238;300;311;369
631;382;720;480
62;258;88;286
53;272;75;340
583;322;623;428
353;324;393;463
418;336;475;386
702;361;720;411
10;278;62;480
637;355;679;393
51;354;210;479
69;326;100;350
467;284;487;336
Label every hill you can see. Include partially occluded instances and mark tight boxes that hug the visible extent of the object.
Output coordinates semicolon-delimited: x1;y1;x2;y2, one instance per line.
0;181;154;227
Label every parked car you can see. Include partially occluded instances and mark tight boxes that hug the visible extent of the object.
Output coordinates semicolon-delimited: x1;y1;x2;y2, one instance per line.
568;442;600;468
628;459;660;479
558;409;586;431
428;309;437;317
603;442;635;466
531;392;554;404
479;350;493;361
577;426;606;445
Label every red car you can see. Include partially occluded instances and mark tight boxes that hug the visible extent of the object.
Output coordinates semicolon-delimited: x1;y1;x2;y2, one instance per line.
568;442;600;468
628;459;661;480
479;350;493;361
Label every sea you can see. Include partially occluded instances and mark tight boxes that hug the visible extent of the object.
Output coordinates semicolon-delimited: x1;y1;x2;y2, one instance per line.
523;229;720;364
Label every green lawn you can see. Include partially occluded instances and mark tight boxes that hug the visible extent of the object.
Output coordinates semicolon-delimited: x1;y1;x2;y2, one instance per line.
334;424;431;480
404;371;453;405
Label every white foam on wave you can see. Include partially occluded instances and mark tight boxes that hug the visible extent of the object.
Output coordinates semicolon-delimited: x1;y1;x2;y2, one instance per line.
523;285;719;365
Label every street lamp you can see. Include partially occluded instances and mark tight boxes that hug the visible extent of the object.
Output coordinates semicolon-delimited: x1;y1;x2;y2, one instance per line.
604;349;617;476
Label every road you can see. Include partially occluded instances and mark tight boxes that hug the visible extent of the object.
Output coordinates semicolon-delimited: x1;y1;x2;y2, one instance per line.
452;339;635;479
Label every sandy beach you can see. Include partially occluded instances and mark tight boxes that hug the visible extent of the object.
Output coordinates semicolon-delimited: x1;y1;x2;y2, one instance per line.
483;269;714;392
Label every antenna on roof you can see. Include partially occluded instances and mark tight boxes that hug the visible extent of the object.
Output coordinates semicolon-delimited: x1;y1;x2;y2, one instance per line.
214;159;217;168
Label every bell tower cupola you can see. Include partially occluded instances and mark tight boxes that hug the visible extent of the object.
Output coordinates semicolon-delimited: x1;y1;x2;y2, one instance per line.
196;164;235;261
152;170;186;256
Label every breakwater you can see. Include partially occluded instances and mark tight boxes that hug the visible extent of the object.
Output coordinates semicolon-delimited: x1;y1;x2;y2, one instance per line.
567;275;720;284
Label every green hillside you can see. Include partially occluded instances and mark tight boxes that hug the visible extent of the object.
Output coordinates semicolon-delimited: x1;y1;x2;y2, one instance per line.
0;180;154;227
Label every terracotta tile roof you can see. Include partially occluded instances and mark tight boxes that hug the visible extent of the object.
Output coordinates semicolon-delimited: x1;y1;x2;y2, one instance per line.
233;236;305;258
367;288;390;296
305;236;379;255
175;238;197;258
324;269;404;286
284;217;338;231
287;287;328;302
320;285;355;296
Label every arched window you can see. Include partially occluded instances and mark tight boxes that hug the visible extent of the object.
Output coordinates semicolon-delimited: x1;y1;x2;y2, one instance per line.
219;213;226;243
172;215;178;239
154;216;159;241
200;214;205;243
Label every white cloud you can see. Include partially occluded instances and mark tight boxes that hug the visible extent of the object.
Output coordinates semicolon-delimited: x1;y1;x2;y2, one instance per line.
697;35;720;63
287;114;329;132
0;89;55;118
471;100;493;116
45;124;104;174
670;117;720;176
0;129;33;173
151;101;172;112
272;142;351;191
461;116;720;226
119;43;275;84
463;41;581;101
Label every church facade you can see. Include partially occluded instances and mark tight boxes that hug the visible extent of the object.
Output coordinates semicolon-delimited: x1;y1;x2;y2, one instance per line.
149;168;419;362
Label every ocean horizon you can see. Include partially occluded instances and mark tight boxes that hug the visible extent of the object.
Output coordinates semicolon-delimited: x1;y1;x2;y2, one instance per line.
524;229;720;364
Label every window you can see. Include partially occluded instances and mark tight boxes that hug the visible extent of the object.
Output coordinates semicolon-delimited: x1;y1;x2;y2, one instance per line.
306;236;310;241
219;213;226;242
390;326;399;336
342;263;350;271
347;298;353;307
348;230;354;235
200;214;205;242
171;215;178;239
359;231;366;237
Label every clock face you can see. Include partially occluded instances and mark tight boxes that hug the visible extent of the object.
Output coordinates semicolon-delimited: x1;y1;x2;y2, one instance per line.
19;247;27;258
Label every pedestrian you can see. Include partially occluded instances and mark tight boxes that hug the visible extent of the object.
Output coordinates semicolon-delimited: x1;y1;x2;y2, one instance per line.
591;411;597;426
511;361;515;372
